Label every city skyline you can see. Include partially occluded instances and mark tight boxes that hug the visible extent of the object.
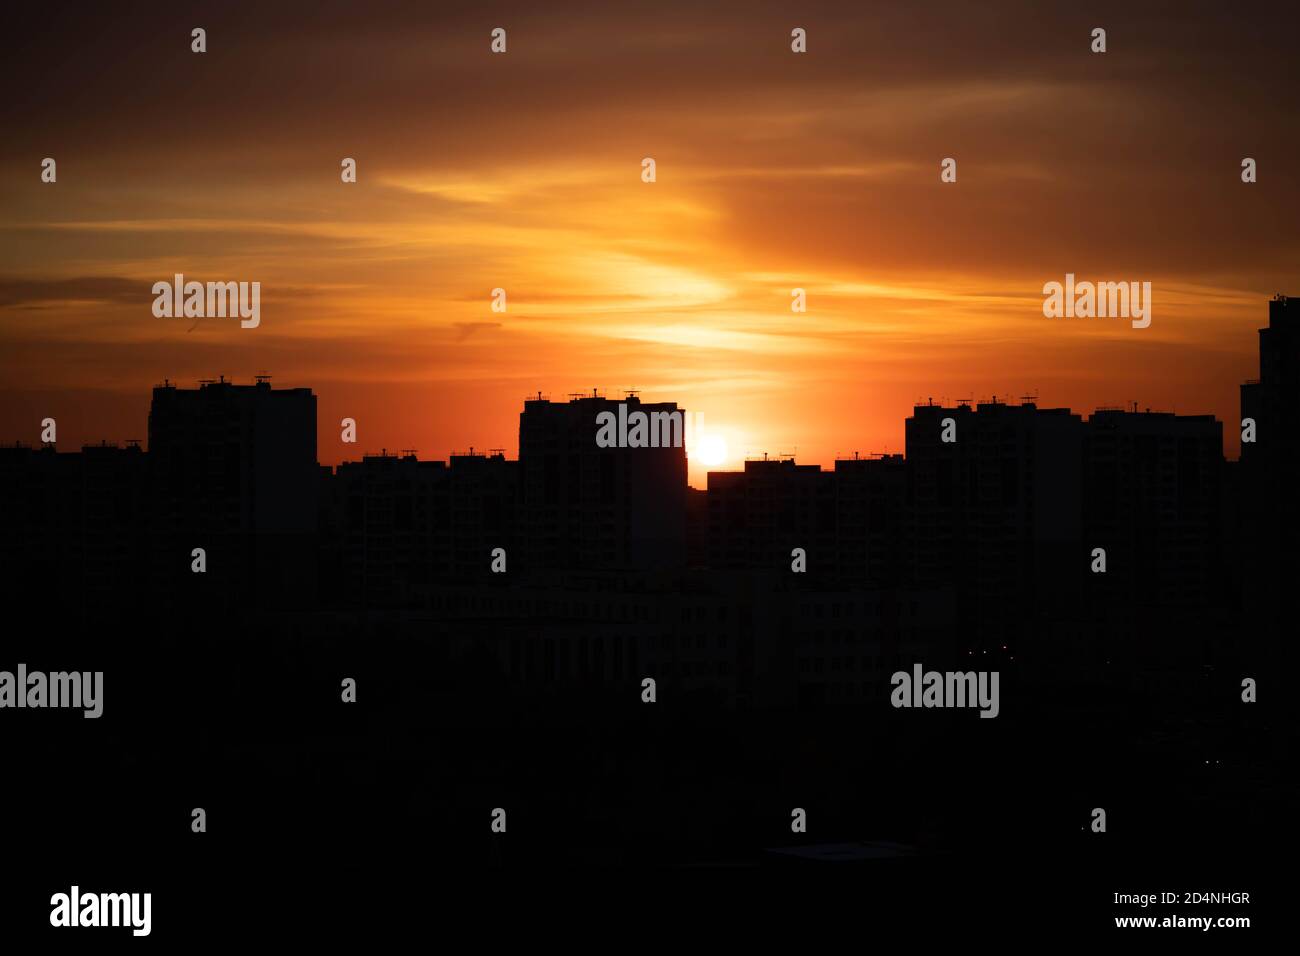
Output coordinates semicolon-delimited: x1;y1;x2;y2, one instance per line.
4;3;1298;487
0;365;1248;485
2;4;1294;930
7;296;1286;644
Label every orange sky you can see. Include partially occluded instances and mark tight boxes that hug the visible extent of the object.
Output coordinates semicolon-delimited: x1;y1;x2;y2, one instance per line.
2;1;1298;485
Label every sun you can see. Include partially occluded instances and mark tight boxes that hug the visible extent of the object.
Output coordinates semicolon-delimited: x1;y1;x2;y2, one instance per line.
694;433;729;468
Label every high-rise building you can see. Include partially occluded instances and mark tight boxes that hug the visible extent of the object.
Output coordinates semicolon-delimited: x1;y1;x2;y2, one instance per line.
1083;408;1222;613
148;377;317;534
707;456;834;577
328;452;449;608
148;377;318;610
833;453;906;587
1239;295;1300;674
519;392;686;573
905;400;1084;641
0;442;149;619
447;449;518;579
1240;295;1300;483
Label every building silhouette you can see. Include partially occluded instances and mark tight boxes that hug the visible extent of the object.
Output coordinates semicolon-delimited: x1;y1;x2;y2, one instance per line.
1239;294;1300;679
1;296;1289;879
0;296;1292;709
832;453;906;588
518;392;686;573
707;456;833;576
1084;408;1223;613
148;376;318;611
322;448;518;607
325;452;450;608
906;400;1084;645
0;441;148;620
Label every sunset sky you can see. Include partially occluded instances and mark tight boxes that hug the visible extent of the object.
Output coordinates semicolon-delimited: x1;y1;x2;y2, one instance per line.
3;1;1298;485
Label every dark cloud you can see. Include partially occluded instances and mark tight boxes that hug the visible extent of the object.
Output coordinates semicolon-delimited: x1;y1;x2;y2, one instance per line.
0;276;142;308
4;1;1297;169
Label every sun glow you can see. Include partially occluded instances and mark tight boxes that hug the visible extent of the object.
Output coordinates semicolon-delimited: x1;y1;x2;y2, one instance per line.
694;433;729;468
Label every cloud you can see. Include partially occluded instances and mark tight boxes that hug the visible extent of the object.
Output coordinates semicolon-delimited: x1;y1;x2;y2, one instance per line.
0;276;142;309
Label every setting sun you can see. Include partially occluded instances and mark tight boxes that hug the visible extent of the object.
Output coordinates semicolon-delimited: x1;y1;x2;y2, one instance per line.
694;433;729;468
